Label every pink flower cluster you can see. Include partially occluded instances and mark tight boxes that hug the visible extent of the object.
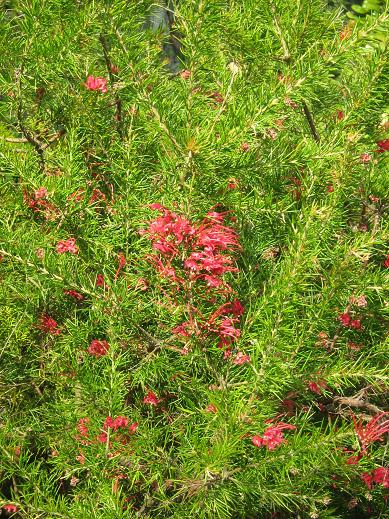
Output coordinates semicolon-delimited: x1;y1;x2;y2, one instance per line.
75;415;138;447
252;422;297;450
85;75;108;93
361;467;389;489
144;206;247;360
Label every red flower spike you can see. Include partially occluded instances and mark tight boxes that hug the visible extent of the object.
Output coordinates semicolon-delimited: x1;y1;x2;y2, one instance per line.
96;273;106;288
2;504;18;514
353;412;389;453
383;254;389;268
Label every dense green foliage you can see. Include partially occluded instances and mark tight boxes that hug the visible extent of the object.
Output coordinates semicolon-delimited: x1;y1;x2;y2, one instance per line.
0;0;388;517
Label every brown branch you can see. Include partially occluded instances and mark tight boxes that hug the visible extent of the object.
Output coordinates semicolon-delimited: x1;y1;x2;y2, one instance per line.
302;101;320;143
333;387;386;416
4;137;28;143
99;34;123;139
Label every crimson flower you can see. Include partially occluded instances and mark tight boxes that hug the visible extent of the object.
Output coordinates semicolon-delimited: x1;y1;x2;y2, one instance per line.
384;254;389;268
2;504;18;513
85;75;108;93
115;252;127;280
205;404;218;413
56;238;78;254
88;339;109;357
38;313;60;335
353;412;389;453
252;422;297;450
34;187;48;198
143;390;159;406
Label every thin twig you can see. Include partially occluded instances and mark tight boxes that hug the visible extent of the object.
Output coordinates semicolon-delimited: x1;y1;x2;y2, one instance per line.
302;101;320;142
270;2;291;62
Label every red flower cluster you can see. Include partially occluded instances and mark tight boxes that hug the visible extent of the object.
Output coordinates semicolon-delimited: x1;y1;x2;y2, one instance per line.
2;504;18;514
88;339;110;357
338;312;362;329
384;254;389;268
85;75;108;93
252;422;297;450
144;206;244;358
56;238;78;254
361;467;389;489
38;313;60;335
353;412;389;453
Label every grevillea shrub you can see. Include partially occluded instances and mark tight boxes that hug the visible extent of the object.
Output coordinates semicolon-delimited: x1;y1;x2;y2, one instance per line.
0;1;388;518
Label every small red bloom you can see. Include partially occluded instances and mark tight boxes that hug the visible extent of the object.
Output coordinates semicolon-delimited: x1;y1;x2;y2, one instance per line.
77;418;90;437
252;423;296;450
38;313;60;335
96;273;106;288
383;254;389;268
97;432;108;443
88;339;110;357
233;351;250;365
360;152;372;163
115;252;127;280
372;467;389;488
34;187;48;199
110;64;119;74
2;504;18;513
227;178;238;189
85;75;108;93
129;422;139;433
240;142;250;152
143;390;159;406
205;403;218;413
76;452;85;464
327;184;334;193
180;69;191;79
56;238;78;254
307;379;328;395
349;294;367;308
350;319;362;330
336;110;344;121
64;289;84;301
